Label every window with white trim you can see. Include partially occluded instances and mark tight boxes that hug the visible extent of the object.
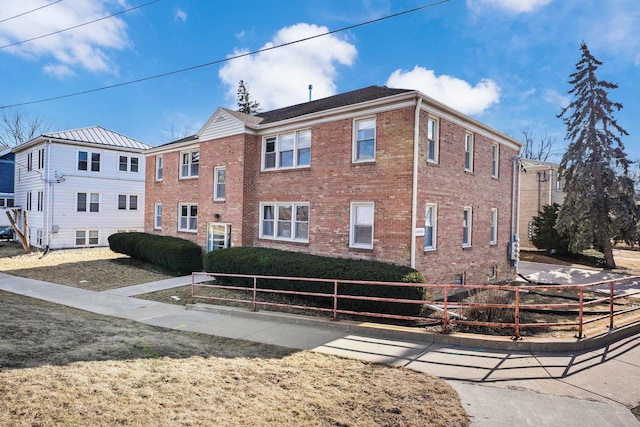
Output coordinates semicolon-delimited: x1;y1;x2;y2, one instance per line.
180;150;199;178
155;155;163;181
77;192;100;212
490;208;498;245
425;203;437;251
353;118;376;162
491;143;499;178
78;151;100;172
27;152;33;171
118;155;139;172
118;195;138;210
464;132;474;172
178;203;198;232
75;230;99;246
262;129;311;170
259;202;309;242
38;148;45;169
462;207;472;247
214;166;226;201
154;203;162;229
427;117;439;163
350;202;374;249
26;191;32;211
37;191;43;212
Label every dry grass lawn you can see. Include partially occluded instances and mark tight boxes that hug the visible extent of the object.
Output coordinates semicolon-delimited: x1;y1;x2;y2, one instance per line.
0;243;469;426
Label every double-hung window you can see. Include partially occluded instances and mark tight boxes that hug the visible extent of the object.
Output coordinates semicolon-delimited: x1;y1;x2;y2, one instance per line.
425;203;437;251
77;193;100;212
118;195;138;210
180;150;199;178
26;191;32;211
214;166;226;201
464;132;474;172
462;207;472;247
27;152;33;171
350;202;374;249
178;203;198;232
37;191;43;212
353;118;376;163
78;151;100;172
259;202;309;242
118;156;139;172
490;208;498;245
262;129;311;170
154;203;163;229
75;230;99;246
491;143;499;178
155;155;163;181
427;117;439;163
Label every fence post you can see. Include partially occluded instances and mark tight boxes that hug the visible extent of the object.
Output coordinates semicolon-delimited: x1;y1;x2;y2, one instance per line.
577;286;584;339
333;280;338;321
252;277;258;312
442;285;449;334
513;287;521;340
609;281;615;330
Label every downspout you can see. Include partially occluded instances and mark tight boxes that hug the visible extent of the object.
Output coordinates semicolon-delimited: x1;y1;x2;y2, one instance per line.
44;139;52;249
410;96;423;269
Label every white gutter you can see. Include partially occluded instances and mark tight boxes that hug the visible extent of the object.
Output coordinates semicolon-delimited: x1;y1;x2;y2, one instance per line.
410;96;422;269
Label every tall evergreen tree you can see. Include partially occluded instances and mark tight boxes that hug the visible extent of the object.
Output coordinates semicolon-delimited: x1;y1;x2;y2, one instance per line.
236;80;260;115
557;42;638;268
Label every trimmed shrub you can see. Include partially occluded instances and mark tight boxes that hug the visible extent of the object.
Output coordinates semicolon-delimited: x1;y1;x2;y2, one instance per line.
203;247;426;317
109;232;202;275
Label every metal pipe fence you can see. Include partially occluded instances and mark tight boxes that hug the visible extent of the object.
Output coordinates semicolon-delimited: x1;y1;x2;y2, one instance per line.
191;272;640;340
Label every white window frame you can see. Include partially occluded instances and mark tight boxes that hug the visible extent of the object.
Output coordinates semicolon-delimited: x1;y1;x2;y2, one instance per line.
424;203;437;251
75;230;99;247
259;202;309;243
155;155;163;181
38;148;45;169
491;143;500;178
261;129;311;171
27;152;33;171
37;191;43;212
26;191;32;211
462;206;472;248
180;150;199;178
178;203;198;232
352;117;376;163
154;203;163;230
490;208;498;245
77;192;100;213
464;132;474;172
77;151;101;172
214;166;226;201
427;117;439;163
350;202;374;249
118;195;138;211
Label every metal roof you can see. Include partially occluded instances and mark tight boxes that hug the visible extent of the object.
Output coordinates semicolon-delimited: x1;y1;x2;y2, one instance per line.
42;126;151;150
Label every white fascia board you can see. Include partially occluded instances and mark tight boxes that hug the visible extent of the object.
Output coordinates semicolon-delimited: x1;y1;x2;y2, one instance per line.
145;140;199;156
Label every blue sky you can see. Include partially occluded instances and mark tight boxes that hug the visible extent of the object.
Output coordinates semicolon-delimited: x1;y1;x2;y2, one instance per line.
0;0;638;162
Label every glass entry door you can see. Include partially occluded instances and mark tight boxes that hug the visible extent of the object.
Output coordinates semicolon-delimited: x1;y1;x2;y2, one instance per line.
206;222;231;252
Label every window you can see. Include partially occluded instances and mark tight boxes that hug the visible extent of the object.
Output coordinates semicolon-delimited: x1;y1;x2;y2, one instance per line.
75;230;99;246
555;172;563;192
180;150;199;178
214;166;226;201
0;198;13;207
350;202;374;249
155;155;163;181
38;148;45;169
490;208;498;245
130;195;138;210
425;203;437;251
26;191;32;211
37;191;43;212
130;157;139;173
27;152;33;171
35;229;43;247
78;151;100;172
462;207;472;247
464;132;474;172
427;117;439;163
491;144;499;178
179;203;198;232
353;118;376;162
154;203;162;229
119;156;128;171
77;192;99;212
118;195;127;210
259;202;309;242
262;129;312;170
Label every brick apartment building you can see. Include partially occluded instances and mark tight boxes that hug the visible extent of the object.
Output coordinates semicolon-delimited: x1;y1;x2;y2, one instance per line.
518;159;565;249
145;86;522;284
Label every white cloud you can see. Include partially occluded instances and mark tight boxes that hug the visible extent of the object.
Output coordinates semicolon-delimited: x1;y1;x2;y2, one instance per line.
174;8;187;23
43;63;75;79
0;0;130;75
218;23;357;110
386;66;500;115
543;89;570;108
466;0;552;13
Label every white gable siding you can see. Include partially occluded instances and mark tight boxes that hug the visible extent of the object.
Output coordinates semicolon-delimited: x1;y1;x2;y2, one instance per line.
199;111;247;141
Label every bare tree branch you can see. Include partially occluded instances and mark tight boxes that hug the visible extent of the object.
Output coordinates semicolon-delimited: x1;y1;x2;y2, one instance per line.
0;109;51;147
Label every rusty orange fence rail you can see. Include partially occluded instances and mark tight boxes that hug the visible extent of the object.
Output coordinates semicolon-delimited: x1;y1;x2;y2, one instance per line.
191;272;640;340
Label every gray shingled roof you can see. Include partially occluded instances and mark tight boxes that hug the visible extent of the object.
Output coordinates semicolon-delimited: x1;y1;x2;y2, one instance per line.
256;85;413;124
43;126;151;150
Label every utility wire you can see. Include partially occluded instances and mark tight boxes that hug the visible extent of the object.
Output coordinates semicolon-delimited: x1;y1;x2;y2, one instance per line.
0;0;160;50
0;0;450;109
0;0;63;24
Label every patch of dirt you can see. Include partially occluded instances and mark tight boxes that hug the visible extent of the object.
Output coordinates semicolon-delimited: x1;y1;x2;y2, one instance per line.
632;404;640;422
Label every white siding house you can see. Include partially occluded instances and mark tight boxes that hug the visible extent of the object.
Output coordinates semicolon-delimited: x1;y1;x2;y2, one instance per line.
12;126;151;249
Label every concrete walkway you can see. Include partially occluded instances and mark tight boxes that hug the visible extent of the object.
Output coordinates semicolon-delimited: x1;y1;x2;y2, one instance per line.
0;269;639;426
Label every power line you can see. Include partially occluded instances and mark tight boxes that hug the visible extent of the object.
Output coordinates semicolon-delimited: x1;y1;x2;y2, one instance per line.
0;0;450;109
0;0;63;24
0;0;161;50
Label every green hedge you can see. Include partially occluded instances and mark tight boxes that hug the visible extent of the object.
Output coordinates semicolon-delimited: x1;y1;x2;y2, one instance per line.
109;232;202;275
203;247;426;317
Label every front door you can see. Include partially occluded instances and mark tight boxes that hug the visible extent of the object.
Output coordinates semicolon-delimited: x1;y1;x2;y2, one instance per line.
206;222;231;252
